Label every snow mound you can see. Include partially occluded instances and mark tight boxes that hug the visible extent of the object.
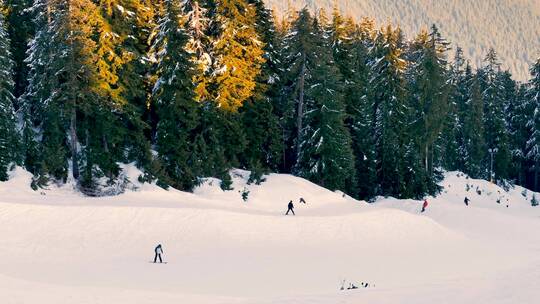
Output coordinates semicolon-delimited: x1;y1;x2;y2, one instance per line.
1;167;540;303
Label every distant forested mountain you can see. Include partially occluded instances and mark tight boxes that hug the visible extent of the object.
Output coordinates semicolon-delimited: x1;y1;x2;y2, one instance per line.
265;0;540;81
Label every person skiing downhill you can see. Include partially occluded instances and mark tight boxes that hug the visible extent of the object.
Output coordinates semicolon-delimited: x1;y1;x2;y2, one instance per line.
154;244;163;263
464;197;470;206
421;199;429;213
286;200;295;215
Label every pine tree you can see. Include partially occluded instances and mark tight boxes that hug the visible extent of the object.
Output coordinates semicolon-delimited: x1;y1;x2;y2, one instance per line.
151;0;200;191
462;67;486;177
480;49;511;181
440;47;467;171
507;84;529;185
240;0;283;173
21;0;66;181
369;25;409;197
209;0;265;112
0;9;18;180
328;4;355;79
189;99;240;190
36;0;140;192
498;70;520;183
332;13;376;199
280;9;317;171
526;58;540;191
183;0;212;102
4;0;34;100
408;25;450;186
96;0;156;148
294;16;355;192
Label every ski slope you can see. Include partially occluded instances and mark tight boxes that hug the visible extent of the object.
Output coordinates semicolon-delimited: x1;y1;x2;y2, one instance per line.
1;167;540;303
266;0;540;81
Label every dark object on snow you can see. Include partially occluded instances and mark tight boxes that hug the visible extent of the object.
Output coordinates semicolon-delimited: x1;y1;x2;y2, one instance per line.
347;283;358;290
154;244;163;263
299;197;307;204
240;188;250;202
496;198;501;204
421;200;429;213
464;197;470;206
286;200;295;215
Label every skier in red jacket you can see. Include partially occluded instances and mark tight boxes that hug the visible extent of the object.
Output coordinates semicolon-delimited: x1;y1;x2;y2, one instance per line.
421;200;429;213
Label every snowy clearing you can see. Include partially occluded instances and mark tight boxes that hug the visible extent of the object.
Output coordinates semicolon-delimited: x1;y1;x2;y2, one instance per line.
1;167;540;303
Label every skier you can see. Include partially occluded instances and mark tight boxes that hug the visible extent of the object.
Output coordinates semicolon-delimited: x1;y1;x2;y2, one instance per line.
154;244;163;263
464;197;470;206
285;200;295;215
421;199;429;213
299;197;307;204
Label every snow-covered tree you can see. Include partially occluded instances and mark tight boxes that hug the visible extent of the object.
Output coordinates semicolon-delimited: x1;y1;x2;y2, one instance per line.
439;47;467;171
479;49;511;181
280;8;317;170
408;25;450;178
369;25;408;197
462;66;486;177
209;0;266;112
294;16;355;193
4;0;34;100
151;0;200;191
0;9;18;180
240;0;283;173
526;59;540;190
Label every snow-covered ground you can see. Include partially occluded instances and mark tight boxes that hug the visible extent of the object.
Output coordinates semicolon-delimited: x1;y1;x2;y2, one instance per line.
1;167;540;303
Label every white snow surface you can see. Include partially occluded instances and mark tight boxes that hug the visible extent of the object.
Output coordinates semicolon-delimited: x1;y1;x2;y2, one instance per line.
1;166;540;303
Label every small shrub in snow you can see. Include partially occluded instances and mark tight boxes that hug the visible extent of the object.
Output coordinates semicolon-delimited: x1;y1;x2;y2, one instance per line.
240;188;250;202
522;189;528;198
220;171;233;191
531;195;539;207
248;165;266;185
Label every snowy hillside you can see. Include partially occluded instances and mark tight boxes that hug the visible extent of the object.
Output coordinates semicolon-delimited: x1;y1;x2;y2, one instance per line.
1;167;540;303
266;0;540;81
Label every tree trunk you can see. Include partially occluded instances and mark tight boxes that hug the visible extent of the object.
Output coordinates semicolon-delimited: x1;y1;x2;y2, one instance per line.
430;146;434;175
425;144;429;173
534;162;540;192
296;53;306;160
67;0;79;180
70;108;79;180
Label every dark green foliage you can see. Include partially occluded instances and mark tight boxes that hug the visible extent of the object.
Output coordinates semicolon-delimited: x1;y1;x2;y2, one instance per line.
369;26;409;197
1;0;538;200
331;12;375;199
0;11;18;180
151;0;200;191
294;17;355;193
240;0;283;172
4;0;34;100
461;70;486;177
479;49;512;181
407;25;450;194
526;59;540;191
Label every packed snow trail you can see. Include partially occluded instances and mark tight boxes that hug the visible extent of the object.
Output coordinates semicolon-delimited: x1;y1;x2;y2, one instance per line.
1;167;540;303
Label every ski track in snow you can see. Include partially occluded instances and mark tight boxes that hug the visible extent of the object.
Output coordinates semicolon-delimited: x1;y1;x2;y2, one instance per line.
1;167;540;303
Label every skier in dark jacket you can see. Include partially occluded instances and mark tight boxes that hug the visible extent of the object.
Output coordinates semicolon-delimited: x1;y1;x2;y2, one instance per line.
421;199;429;213
464;197;470;206
299;197;307;204
286;200;295;215
154;244;163;263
